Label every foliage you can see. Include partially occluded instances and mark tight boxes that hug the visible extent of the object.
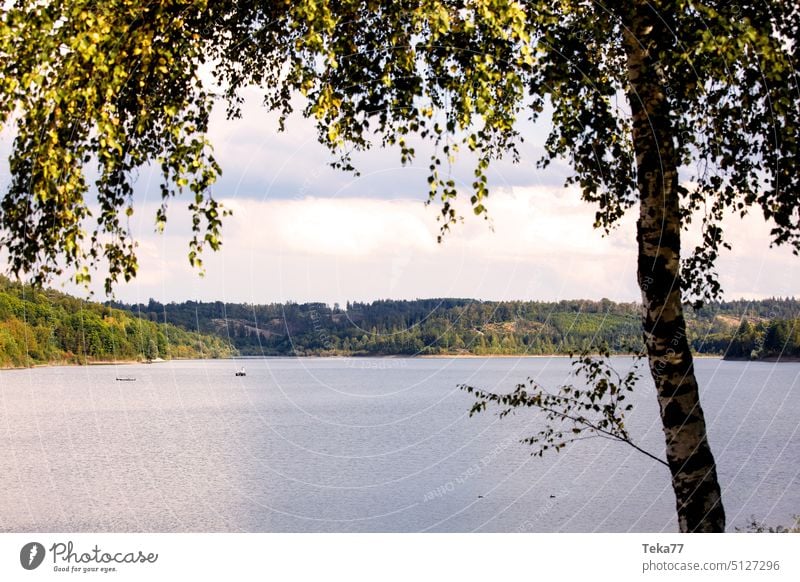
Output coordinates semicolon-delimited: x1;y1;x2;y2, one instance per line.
735;515;800;533
0;0;227;293
1;2;798;303
111;296;799;359
217;0;799;305
0;276;234;368
696;318;800;360
461;351;668;465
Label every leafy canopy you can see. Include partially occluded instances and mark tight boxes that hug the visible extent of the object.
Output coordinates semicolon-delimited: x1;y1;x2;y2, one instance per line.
1;0;224;293
1;1;798;300
462;351;669;466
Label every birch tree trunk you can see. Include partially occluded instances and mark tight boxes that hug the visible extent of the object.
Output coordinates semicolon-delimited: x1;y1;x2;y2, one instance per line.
622;3;726;532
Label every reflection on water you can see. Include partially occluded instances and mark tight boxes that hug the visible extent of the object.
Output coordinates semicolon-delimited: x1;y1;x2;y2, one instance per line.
0;357;797;532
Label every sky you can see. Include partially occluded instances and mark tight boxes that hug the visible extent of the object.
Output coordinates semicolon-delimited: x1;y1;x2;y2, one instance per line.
1;86;798;306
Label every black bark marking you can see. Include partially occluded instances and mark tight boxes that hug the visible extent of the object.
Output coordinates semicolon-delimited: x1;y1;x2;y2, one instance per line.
623;0;725;533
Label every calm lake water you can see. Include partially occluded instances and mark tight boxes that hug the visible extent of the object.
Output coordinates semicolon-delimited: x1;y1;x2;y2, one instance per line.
0;357;797;532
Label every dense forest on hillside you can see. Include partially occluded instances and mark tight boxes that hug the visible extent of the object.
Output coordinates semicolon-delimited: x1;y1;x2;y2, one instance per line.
0;277;234;368
1;276;793;366
111;297;800;360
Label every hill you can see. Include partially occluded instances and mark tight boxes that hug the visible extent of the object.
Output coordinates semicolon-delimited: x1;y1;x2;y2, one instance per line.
110;296;800;360
0;277;235;368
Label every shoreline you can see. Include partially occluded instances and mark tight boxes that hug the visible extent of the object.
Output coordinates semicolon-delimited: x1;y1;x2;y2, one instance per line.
0;352;742;371
1;361;136;371
10;352;800;371
0;357;166;371
723;355;800;363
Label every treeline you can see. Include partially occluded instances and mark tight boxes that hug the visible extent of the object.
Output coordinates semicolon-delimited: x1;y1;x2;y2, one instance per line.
0;277;234;368
111;296;800;360
4;277;793;366
695;319;800;360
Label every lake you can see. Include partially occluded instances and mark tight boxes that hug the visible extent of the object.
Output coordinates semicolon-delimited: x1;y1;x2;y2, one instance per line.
0;357;797;532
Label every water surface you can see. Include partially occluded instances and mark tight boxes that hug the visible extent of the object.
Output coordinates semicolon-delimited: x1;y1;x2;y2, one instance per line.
0;357;797;532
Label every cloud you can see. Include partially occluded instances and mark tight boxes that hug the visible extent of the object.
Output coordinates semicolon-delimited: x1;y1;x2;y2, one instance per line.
2;86;796;305
48;187;632;303
88;184;796;305
202;87;564;202
228;197;436;258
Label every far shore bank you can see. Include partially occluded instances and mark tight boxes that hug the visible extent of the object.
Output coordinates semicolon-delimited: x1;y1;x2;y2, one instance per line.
0;357;166;371
8;352;800;372
722;355;800;363
0;354;736;371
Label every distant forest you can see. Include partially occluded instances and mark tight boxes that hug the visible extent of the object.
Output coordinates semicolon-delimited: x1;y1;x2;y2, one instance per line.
110;296;800;360
0;277;234;368
1;273;795;367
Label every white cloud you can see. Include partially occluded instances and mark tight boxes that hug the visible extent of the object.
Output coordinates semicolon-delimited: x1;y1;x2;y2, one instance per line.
89;185;795;305
2;86;797;305
230;197;437;258
43;188;627;303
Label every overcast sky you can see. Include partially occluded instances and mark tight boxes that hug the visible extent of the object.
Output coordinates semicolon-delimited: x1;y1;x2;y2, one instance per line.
2;86;798;306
